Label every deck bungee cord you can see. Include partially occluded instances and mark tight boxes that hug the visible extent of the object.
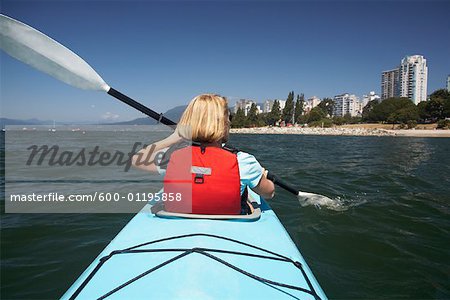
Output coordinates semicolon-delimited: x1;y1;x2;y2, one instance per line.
69;233;321;300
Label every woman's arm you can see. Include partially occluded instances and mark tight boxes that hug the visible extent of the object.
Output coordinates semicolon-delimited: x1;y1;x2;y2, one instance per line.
131;130;182;173
251;168;275;199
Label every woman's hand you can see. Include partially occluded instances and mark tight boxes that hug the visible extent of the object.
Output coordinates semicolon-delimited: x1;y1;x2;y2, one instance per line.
261;167;269;178
131;127;182;173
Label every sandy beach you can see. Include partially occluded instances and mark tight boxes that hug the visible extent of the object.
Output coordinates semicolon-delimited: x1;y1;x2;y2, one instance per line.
385;129;450;137
230;126;450;137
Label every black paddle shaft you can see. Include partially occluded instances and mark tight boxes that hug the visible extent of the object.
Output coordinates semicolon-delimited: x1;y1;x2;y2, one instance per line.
107;87;177;129
266;172;299;196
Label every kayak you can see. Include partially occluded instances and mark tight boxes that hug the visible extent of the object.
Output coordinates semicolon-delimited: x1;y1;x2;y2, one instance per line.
61;190;327;300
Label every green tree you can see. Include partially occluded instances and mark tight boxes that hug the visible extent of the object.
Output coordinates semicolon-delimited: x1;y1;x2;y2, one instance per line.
372;97;412;122
390;105;419;124
362;100;379;122
294;94;305;124
417;101;430;121
282;91;295;123
349;116;362;124
417;89;450;122
430;89;450;118
307;107;326;123
247;103;259;127
429;89;450;101
343;113;352;124
362;97;418;124
231;107;246;128
437;119;450;129
374;97;418;125
444;99;450;118
257;112;268;127
426;98;445;120
297;114;308;124
317;98;335;117
267;100;281;125
332;116;346;125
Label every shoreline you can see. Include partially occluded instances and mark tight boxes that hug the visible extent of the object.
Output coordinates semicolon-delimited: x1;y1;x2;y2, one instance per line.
230;126;450;137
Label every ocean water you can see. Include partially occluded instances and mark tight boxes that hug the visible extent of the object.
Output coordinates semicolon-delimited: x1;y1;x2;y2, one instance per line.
1;132;449;299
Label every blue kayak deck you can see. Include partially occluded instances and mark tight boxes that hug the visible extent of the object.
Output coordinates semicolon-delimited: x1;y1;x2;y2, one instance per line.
62;197;327;300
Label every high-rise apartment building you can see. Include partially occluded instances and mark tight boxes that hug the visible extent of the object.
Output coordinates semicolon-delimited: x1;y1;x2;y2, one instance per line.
381;55;428;104
235;99;259;116
333;93;359;117
381;69;399;100
278;100;286;111
263;100;274;113
262;99;285;113
399;55;428;105
304;96;321;113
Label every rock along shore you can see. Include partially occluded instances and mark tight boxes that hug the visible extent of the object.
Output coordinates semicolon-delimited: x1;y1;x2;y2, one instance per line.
230;126;396;136
230;127;450;137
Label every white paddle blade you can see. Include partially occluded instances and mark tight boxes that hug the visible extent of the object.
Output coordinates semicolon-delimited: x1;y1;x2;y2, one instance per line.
0;14;109;91
298;191;345;211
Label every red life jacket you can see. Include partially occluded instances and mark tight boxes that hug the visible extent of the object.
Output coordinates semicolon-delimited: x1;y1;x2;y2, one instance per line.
163;145;241;215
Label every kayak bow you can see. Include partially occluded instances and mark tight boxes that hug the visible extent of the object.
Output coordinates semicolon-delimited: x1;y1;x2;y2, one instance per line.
61;190;327;300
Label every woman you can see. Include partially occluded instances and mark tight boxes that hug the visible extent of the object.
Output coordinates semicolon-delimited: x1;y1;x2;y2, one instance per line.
132;94;275;214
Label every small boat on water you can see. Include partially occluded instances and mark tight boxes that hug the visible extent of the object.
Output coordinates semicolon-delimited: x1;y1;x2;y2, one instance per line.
49;120;56;132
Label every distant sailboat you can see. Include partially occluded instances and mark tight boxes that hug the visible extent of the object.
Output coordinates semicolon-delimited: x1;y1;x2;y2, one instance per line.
49;120;56;132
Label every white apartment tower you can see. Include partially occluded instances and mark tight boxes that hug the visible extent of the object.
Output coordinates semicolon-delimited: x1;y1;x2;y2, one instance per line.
235;99;257;116
399;55;428;105
333;93;360;117
263;100;274;113
304;96;321;113
262;99;286;113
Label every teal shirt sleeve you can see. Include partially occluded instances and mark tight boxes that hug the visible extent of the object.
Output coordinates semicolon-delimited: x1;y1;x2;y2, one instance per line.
237;151;263;194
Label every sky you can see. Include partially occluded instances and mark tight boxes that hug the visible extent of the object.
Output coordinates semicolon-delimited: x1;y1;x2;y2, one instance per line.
1;0;449;122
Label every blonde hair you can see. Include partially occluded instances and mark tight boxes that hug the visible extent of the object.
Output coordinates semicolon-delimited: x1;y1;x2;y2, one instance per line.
178;94;229;143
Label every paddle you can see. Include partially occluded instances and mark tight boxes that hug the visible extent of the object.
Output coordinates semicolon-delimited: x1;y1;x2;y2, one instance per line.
266;172;337;208
0;14;176;129
0;14;334;206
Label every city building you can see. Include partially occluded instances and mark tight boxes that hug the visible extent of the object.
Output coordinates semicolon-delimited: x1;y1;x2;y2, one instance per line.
381;68;400;100
234;99;262;116
263;100;274;113
256;105;263;114
399;55;428;105
278;100;286;111
333;93;360;117
362;91;381;106
234;99;255;116
359;91;381;115
304;96;321;113
447;75;450;92
263;99;286;113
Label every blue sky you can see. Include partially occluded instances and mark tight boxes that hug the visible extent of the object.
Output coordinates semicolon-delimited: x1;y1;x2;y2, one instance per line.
1;0;449;122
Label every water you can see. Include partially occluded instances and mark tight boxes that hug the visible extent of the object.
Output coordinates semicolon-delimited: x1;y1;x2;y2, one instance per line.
1;133;449;299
